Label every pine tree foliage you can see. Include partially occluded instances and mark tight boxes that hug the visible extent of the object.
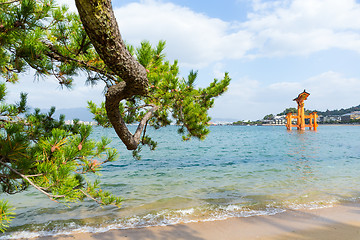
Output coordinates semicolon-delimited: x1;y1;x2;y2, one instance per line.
0;200;14;233
0;0;231;231
89;40;231;156
0;82;122;232
0;0;115;87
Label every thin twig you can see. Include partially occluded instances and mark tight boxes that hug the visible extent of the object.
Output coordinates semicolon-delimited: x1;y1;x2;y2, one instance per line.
124;104;157;111
44;42;117;83
142;120;148;143
25;173;43;177
0;157;65;202
79;189;103;205
0;0;20;5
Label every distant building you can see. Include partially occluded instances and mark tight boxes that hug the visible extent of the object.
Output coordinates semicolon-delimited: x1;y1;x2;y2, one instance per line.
274;115;286;125
262;115;286;125
322;115;341;123
341;111;360;122
261;119;272;124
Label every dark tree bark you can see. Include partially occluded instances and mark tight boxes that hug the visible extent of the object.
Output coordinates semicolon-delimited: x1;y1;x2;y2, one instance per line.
75;0;155;150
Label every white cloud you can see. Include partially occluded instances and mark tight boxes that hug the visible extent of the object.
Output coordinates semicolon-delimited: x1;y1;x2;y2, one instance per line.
266;71;360;109
225;77;260;100
303;71;360;109
55;0;77;13
212;62;226;79
51;0;360;66
211;71;360;120
5;73;105;110
245;0;360;57
261;71;360;109
108;0;360;69
251;0;290;13
209;77;264;120
113;1;253;68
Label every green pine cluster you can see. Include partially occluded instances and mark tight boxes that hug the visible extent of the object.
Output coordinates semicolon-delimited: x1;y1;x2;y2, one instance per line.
0;0;113;87
0;82;122;232
89;40;231;158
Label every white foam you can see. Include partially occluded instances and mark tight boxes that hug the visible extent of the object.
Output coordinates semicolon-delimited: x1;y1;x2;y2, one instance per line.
0;204;323;239
287;200;337;210
174;208;195;215
224;205;242;211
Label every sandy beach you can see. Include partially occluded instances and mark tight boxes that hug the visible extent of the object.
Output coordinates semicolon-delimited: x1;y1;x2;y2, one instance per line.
31;203;360;240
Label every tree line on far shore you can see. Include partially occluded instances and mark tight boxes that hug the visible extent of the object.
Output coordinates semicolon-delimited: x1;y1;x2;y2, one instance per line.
265;104;360;120
233;104;360;126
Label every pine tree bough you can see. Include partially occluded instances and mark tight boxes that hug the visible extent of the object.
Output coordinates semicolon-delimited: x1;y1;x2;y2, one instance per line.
75;0;152;150
44;42;117;83
0;157;65;201
0;0;20;5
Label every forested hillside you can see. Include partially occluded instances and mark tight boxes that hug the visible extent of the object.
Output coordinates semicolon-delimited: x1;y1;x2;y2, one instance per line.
317;104;360;116
276;104;360;117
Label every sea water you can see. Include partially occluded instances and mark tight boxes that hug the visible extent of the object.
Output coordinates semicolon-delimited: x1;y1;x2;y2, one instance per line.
2;125;360;239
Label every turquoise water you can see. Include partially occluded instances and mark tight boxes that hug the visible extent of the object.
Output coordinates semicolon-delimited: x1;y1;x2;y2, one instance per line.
2;125;360;239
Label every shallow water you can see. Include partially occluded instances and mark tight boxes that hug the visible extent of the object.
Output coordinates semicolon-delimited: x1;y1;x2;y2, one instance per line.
2;125;360;239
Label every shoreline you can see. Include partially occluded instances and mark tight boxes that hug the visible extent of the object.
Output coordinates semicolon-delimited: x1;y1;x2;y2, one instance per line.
231;123;360;126
31;203;360;240
260;123;360;126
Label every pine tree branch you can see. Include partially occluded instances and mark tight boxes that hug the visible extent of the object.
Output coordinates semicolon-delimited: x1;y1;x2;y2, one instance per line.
75;0;153;150
0;157;65;202
44;42;117;83
134;105;158;142
74;0;148;93
25;173;43;177
0;0;20;5
79;189;103;205
105;87;158;150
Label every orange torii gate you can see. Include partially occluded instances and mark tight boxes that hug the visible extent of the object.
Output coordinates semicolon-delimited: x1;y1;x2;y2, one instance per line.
286;90;318;131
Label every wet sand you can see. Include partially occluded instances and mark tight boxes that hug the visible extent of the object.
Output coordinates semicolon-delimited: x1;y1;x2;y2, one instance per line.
32;203;360;240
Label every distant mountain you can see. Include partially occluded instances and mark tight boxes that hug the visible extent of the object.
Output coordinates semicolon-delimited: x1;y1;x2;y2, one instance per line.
37;107;94;122
317;104;360;116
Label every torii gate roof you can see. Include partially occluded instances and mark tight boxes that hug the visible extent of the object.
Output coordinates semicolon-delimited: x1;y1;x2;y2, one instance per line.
293;90;310;103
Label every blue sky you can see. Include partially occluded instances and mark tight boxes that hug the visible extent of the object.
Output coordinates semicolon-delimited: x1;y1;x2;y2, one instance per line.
6;0;360;120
